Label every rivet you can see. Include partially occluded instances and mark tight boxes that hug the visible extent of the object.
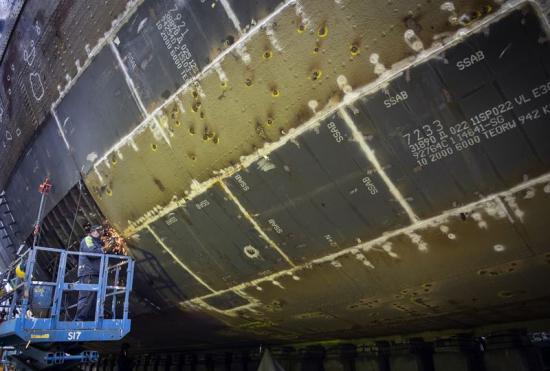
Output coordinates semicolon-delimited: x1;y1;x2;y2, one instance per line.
263;50;272;59
297;24;305;33
174;120;181;127
189;153;196;161
151;143;158;151
271;88;280;97
189;126;195;135
245;78;253;87
350;44;360;56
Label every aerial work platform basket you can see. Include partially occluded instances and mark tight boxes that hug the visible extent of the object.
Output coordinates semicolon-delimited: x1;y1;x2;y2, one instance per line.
0;246;134;346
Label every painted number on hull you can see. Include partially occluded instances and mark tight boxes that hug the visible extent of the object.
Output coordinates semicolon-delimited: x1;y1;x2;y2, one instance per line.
68;331;82;341
327;122;344;143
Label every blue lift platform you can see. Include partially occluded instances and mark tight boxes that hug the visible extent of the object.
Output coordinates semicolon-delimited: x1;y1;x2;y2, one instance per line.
0;246;134;369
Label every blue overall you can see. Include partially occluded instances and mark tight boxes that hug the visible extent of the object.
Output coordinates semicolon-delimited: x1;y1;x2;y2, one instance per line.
75;235;104;321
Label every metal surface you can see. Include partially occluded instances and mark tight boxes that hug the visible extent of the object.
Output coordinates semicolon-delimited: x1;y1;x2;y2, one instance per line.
0;0;25;63
4;115;79;238
1;0;550;355
55;45;143;174
114;0;237;112
0;0;132;186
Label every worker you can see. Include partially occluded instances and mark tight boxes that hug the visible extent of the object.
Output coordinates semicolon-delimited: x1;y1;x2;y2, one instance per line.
74;224;105;321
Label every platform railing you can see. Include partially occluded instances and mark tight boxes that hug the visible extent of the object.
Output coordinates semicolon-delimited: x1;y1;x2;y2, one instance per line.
0;246;134;343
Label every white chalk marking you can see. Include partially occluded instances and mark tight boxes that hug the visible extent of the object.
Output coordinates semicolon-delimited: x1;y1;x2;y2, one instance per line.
339;108;419;223
182;171;550;314
109;40;171;146
51;0;144;111
51;109;71;151
124;0;534;235
93;0;296;167
219;0;243;35
146;226;216;293
265;22;283;52
220;181;296;267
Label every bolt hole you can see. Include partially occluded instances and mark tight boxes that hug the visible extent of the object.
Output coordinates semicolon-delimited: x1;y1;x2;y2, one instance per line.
311;70;322;81
244;245;259;258
318;24;328;38
223;35;235;47
499;291;514;298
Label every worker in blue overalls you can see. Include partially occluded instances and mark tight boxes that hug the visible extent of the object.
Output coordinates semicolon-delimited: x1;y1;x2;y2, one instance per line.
75;224;105;321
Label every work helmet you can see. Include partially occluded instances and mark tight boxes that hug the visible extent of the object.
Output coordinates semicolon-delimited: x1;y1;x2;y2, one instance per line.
90;224;104;233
